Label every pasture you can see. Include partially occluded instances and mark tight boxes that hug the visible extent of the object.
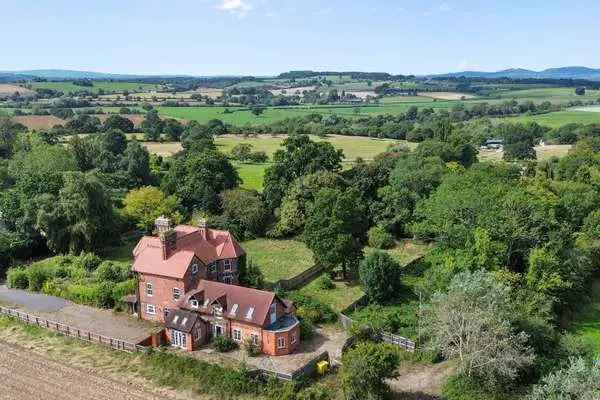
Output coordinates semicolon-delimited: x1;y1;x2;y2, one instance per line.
490;87;600;103
241;239;314;284
11;115;66;130
29;81;161;94
494;111;600;128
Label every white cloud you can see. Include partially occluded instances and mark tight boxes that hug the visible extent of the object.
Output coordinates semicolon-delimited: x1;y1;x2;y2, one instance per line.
216;0;252;17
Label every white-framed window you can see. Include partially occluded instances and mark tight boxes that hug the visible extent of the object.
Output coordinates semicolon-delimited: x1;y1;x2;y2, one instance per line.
191;263;199;274
291;333;297;344
146;282;153;297
233;329;242;342
251;333;260;346
209;262;217;274
223;259;232;272
173;287;181;301
277;337;286;349
146;304;156;315
190;299;199;309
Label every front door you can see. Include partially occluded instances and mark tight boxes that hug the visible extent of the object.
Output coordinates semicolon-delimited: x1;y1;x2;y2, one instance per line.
171;329;187;349
213;325;223;337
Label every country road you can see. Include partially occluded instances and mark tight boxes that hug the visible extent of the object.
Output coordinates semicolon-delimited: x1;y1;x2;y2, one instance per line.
0;341;171;400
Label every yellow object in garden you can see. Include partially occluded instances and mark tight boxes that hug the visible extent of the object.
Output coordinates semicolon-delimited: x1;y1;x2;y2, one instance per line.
316;360;329;375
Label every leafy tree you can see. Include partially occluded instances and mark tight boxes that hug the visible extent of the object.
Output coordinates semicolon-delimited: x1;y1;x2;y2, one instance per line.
99;129;127;155
529;358;599;400
102;114;134;133
36;172;117;253
425;270;534;388
272;171;345;237
121;140;152;186
367;226;394;249
219;188;268;240
162;149;240;213
303;188;368;279
162;118;184;141
359;250;402;304
122;186;182;233
141;109;163;141
250;105;265;116
0;117;26;158
263;134;343;210
341;342;400;400
574;87;586;96
181;121;216;151
230;143;253;162
66;114;101;134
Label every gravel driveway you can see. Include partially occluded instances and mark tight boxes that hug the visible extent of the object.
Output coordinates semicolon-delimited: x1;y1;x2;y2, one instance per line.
0;285;157;343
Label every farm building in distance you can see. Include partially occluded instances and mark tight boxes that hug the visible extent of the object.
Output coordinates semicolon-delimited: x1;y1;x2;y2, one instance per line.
130;217;300;356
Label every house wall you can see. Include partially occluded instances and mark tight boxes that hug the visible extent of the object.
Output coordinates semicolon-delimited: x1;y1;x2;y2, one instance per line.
138;273;187;323
229;320;262;347
261;324;300;356
206;257;240;285
182;256;207;291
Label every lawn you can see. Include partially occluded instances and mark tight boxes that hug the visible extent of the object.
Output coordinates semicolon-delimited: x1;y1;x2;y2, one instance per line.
296;279;365;313
235;162;268;191
570;279;600;357
241;238;314;284
366;240;434;266
493;111;600;128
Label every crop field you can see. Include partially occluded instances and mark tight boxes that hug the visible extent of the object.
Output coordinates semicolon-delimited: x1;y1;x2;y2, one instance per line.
494;111;600;128
12;115;66;130
30;81;161;94
421;91;477;100
0;84;36;98
479;144;573;162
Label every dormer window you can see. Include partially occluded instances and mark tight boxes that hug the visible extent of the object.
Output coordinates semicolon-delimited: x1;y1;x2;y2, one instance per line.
191;263;199;274
245;306;255;320
173;288;181;301
190;299;199;309
223;259;232;272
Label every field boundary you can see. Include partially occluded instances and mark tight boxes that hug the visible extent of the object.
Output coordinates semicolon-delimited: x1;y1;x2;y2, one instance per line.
269;264;324;290
0;306;147;353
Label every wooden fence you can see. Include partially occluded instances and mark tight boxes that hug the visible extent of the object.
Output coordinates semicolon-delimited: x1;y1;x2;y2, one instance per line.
0;306;147;353
379;332;416;352
270;264;324;291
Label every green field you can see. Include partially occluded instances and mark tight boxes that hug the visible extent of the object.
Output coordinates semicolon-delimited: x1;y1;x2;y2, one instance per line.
30;81;160;94
490;87;600;103
241;239;314;284
235;163;268;191
570;279;600;357
295;279;366;312
494;110;600;128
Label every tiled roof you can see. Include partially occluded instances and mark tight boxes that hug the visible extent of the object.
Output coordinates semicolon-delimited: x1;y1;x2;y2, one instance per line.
180;280;284;327
132;225;245;279
165;309;199;333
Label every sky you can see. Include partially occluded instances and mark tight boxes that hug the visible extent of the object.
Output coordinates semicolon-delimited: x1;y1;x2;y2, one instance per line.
2;0;600;76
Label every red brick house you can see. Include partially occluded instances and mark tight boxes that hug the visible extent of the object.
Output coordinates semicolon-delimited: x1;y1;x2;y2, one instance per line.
132;217;300;356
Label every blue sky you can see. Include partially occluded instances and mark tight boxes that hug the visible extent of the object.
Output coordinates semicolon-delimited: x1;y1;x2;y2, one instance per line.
2;0;599;76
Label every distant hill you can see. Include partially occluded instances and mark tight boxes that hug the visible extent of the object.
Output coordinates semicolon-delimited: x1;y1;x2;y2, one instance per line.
0;69;149;80
434;66;600;81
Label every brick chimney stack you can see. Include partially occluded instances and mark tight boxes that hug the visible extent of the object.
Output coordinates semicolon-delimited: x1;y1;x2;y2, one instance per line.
156;216;176;260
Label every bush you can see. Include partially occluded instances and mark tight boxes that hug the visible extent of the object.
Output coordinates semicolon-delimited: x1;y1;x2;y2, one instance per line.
367;226;394;249
299;318;315;340
75;252;102;272
214;336;238;352
94;261;130;282
292;293;337;324
316;275;335;290
442;375;504;400
112;279;137;304
41;278;66;297
95;281;116;308
7;268;28;289
243;337;261;356
27;264;53;291
66;283;99;305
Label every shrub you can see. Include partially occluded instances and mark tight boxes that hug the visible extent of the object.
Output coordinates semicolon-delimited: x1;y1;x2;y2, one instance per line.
94;261;130;282
95;281;116;308
316;275;334;290
214;336;238;352
243;337;261;357
41;278;66;297
75;252;102;271
367;226;394;249
442;375;504;400
27;264;52;291
7;268;29;289
299;318;315;340
66;283;99;305
292;293;337;324
112;279;137;304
